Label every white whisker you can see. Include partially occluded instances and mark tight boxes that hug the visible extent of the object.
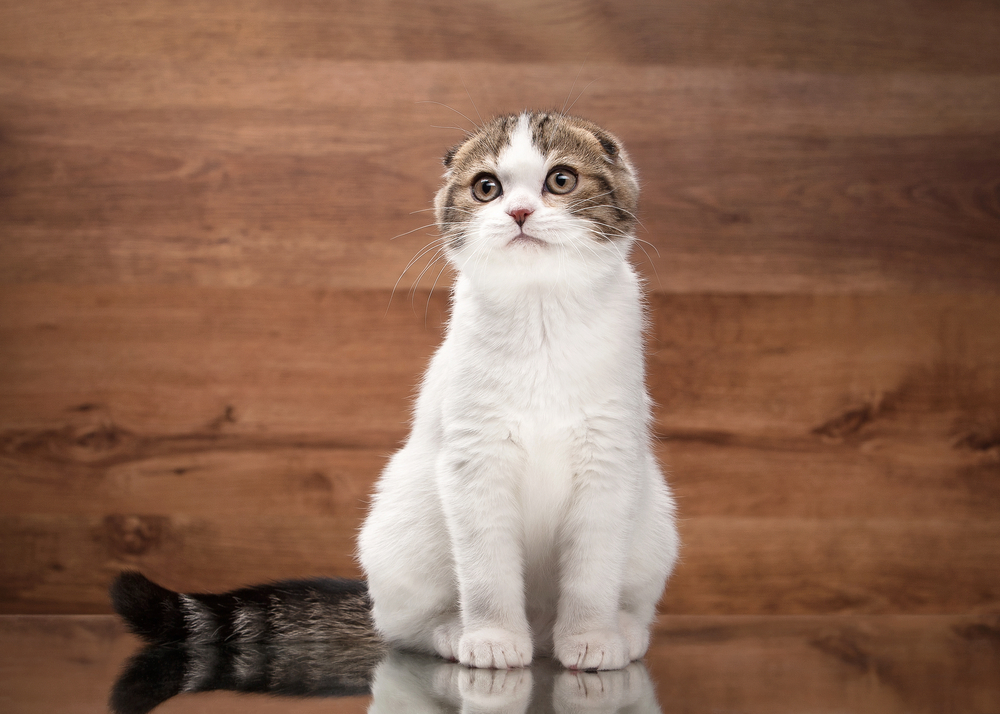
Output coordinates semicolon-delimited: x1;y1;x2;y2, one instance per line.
463;80;485;128
390;222;442;241
410;245;448;299
631;239;663;289
565;77;598;116
387;237;446;314
561;64;586;116
431;125;473;135
633;237;660;258
416;100;481;131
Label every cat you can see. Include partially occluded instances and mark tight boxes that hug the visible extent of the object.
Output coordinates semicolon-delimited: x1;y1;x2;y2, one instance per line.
111;111;679;673
358;111;678;671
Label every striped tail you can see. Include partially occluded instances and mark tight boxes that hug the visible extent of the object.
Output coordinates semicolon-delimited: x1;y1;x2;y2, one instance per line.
109;571;379;647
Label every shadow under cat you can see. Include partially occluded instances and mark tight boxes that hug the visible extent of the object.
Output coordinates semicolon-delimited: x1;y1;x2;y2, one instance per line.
110;641;662;714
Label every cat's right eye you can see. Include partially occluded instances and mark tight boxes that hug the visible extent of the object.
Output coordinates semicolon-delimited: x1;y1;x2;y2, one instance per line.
471;174;502;202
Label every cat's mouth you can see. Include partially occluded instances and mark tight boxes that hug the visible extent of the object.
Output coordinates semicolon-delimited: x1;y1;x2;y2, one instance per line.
509;232;546;248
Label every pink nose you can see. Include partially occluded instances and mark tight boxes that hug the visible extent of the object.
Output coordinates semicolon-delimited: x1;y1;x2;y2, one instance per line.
508;207;533;226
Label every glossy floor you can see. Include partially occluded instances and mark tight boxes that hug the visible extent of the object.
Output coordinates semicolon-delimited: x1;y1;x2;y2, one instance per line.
1;614;997;713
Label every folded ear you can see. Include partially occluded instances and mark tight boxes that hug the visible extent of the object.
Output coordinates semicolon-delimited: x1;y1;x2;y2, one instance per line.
590;130;619;161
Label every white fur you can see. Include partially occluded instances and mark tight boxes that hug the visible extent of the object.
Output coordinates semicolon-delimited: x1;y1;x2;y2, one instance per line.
358;115;678;671
367;650;660;713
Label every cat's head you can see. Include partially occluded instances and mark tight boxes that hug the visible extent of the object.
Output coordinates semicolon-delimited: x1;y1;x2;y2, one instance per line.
434;112;639;288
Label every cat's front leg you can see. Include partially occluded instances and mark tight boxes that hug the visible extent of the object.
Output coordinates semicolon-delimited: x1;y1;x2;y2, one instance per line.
553;433;643;671
438;432;533;669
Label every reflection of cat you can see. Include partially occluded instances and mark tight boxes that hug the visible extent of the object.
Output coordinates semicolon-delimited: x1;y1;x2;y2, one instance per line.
370;651;662;714
109;643;660;714
111;112;678;673
360;112;678;671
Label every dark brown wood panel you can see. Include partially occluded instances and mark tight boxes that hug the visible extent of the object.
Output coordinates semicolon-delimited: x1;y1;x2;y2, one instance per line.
665;439;1000;521
2;64;998;293
651;293;1000;438
2;1;999;72
2;448;384;519
2;287;997;612
5;436;996;526
4;288;995;442
663;518;1000;615
1;0;998;621
0;286;447;441
1;515;998;615
0;515;363;614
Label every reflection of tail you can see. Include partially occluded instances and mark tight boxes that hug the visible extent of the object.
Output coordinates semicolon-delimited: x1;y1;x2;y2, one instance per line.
110;571;379;647
110;640;382;714
109;572;385;714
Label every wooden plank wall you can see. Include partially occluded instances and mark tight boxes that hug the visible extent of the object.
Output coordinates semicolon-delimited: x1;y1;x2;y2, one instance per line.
1;1;998;614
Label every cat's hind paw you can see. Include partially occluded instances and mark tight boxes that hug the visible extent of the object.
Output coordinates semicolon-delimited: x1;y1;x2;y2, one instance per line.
432;619;463;662
554;629;630;671
458;628;533;669
618;612;651;660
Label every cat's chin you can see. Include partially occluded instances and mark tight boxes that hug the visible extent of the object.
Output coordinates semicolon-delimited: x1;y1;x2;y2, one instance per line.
508;233;546;248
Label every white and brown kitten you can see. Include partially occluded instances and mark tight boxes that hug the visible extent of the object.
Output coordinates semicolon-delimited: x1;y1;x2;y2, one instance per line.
111;111;678;673
359;111;678;671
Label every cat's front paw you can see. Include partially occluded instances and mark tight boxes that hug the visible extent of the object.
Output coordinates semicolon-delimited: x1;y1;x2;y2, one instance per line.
458;628;533;669
554;629;630;671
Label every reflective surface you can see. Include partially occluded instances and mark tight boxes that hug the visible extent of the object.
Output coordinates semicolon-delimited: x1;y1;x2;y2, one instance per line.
111;643;657;714
1;614;999;713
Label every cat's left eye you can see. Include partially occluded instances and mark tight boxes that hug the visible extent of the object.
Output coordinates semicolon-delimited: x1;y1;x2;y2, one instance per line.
471;174;502;202
545;168;578;195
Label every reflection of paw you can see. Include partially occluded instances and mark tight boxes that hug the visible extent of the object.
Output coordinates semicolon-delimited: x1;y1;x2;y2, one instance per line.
552;663;648;714
619;612;651;659
458;628;533;669
555;629;630;671
458;666;533;713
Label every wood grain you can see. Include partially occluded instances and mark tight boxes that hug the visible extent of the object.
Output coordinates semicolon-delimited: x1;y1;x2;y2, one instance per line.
4;514;998;616
0;514;362;614
651;293;1000;438
3;288;998;441
1;0;999;618
2;0;999;72
0;286;446;440
1;287;998;613
2;63;998;293
664;519;1000;615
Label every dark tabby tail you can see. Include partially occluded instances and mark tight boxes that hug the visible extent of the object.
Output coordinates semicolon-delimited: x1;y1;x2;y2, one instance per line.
110;571;379;647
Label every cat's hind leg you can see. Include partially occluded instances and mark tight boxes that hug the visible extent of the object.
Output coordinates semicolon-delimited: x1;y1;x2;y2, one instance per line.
618;462;679;659
358;449;460;659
